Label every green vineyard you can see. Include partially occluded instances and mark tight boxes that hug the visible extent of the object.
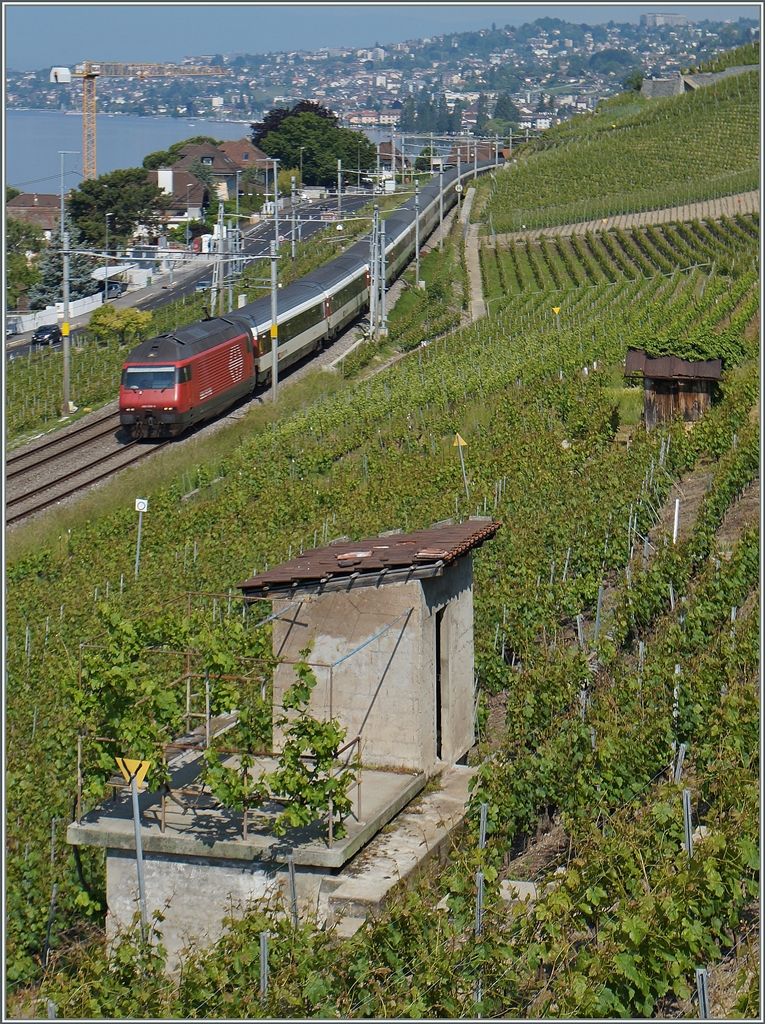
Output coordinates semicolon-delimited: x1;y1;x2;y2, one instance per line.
7;207;759;1015
5;49;761;1018
481;67;759;232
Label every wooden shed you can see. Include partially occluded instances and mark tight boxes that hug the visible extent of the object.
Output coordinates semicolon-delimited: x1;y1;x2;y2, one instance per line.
625;349;722;431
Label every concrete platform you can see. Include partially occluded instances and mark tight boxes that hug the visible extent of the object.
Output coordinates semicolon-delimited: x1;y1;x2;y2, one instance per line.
67;753;425;870
322;764;477;930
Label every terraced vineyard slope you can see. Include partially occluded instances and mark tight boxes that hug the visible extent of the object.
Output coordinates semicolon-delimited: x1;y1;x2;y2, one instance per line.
481;66;759;232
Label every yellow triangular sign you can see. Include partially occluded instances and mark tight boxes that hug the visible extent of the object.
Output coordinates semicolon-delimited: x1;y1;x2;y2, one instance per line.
116;757;151;787
453;433;467;447
553;306;560;314
602;218;607;223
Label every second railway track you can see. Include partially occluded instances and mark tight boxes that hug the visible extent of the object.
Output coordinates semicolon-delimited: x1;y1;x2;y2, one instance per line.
6;410;124;482
6;438;172;526
6;404;173;527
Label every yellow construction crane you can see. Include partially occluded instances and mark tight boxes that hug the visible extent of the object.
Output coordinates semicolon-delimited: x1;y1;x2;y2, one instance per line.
50;62;231;179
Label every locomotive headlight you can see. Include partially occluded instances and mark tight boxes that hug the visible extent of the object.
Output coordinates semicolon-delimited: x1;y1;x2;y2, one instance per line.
163;406;176;411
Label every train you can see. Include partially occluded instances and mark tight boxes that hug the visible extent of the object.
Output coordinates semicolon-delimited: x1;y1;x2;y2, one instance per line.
119;159;499;438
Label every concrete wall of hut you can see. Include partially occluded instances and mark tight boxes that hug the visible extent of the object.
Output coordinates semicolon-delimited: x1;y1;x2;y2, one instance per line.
643;377;715;430
270;555;475;774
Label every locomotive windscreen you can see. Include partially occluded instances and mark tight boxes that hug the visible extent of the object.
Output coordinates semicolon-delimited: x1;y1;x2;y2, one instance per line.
122;366;176;390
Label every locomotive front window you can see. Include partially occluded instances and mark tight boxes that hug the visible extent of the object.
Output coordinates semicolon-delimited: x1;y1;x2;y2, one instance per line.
123;366;176;390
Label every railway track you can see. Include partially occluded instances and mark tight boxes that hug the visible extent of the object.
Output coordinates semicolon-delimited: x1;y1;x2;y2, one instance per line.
6;409;123;482
6;169;492;529
6;438;172;526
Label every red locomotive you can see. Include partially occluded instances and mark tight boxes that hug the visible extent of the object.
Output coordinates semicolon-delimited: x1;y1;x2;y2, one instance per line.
119;317;256;438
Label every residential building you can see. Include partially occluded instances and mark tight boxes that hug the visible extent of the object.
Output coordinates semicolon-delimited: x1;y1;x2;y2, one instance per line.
171;142;241;200
145;169;206;227
6;193;62;233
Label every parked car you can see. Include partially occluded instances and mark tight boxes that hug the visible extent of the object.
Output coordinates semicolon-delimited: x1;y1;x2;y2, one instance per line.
6;316;22;338
31;324;63;346
195;279;213;293
101;280;127;298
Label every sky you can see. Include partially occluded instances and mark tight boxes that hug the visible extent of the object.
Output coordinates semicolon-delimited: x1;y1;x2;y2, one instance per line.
4;2;760;69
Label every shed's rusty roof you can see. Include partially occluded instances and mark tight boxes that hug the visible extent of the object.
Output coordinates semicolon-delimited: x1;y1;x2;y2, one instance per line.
238;519;501;598
625;348;722;381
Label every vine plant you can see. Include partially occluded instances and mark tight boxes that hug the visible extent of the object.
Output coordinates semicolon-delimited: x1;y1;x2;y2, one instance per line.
202;646;358;840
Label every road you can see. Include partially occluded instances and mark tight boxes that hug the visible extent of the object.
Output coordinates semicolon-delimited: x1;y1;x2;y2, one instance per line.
6;191;377;359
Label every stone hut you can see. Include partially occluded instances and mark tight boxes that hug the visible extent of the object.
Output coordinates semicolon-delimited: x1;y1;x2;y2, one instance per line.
237;519;501;775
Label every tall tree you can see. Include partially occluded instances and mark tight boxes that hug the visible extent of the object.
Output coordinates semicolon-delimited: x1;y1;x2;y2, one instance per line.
414;146;438;171
476;93;491;133
449;100;466;133
493;93;522;124
259;112;376;187
436;94;452;133
6;216;45;256
6;214;44;309
398;95;417;132
250;100;337;147
415;95;437;132
67;168;171;246
27;223;100;310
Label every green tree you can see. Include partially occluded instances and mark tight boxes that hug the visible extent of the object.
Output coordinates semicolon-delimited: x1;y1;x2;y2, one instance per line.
250;100;336;147
449;99;467;133
259;112;376;187
476;92;491;133
415;95;437;132
6;216;45;256
493;93;522;124
6;253;40;309
415;146;438;171
27;223;100;310
398;94;417;131
87;305;153;346
67;168;171;246
6;186;21;202
436;94;452;133
6;216;45;309
623;69;644;92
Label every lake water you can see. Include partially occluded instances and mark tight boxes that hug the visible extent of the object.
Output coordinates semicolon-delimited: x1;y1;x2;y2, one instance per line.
6;110;256;191
5;110;451;192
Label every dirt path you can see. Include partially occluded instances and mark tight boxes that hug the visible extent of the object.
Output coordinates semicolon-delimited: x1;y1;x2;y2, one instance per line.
487;190;759;245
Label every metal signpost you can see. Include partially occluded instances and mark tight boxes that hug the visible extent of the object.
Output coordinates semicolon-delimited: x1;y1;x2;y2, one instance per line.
59;150;78;417
104;211;113;302
439;168;444;251
380;218;387;336
115;757;151;939
454;433;469;501
272;157;280;247
414;181;420;289
291;175;297;269
270;240;279;403
134;498;148;577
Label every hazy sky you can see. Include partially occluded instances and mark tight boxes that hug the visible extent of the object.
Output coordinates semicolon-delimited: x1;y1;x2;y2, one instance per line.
5;3;760;69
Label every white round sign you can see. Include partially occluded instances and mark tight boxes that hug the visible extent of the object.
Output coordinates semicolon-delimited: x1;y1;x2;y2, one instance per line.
455;184;463;193
278;234;286;242
135;498;148;513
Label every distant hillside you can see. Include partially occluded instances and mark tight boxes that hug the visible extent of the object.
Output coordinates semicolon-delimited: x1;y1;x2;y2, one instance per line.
482;65;758;233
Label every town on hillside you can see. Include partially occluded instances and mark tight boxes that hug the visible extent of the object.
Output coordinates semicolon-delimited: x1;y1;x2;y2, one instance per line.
6;14;757;130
